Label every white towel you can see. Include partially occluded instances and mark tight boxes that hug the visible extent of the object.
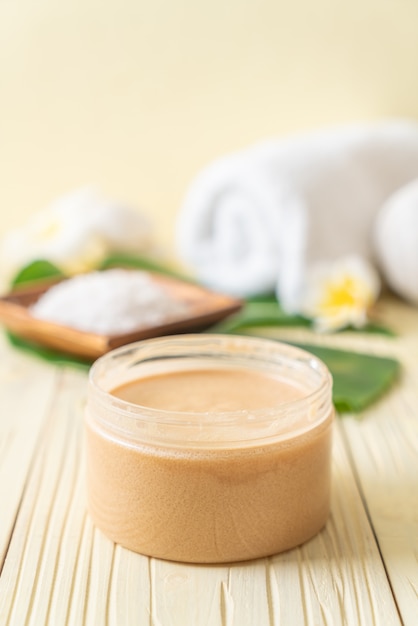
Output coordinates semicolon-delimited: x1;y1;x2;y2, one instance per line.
176;120;418;311
374;178;418;304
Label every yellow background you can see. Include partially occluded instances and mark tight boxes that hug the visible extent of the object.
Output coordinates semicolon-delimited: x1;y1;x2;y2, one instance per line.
1;0;418;251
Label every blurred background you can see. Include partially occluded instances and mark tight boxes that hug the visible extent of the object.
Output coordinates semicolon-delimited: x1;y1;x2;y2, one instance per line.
1;0;418;252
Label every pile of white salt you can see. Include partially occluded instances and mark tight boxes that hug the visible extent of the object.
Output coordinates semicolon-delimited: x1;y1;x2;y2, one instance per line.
30;269;187;334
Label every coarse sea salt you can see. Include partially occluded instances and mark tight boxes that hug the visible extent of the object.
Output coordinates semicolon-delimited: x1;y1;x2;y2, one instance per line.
30;269;187;334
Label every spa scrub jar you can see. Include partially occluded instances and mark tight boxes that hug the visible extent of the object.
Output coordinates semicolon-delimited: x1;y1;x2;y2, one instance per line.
85;334;334;564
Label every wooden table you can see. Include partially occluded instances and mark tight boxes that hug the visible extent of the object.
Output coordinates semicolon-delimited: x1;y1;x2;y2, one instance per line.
0;297;417;626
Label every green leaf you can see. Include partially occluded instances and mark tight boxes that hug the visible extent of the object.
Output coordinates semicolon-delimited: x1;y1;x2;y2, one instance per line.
291;342;401;413
245;292;278;304
355;322;396;337
99;252;190;281
11;259;65;288
4;255;399;411
210;300;311;333
211;313;401;412
211;294;395;337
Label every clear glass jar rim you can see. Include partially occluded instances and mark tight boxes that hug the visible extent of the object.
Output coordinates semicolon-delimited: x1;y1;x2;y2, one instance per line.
88;334;333;428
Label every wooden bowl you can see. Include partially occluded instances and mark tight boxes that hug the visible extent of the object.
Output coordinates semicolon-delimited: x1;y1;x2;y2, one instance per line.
0;273;243;360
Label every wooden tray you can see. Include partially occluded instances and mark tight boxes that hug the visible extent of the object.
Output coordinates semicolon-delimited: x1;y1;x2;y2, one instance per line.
0;273;243;360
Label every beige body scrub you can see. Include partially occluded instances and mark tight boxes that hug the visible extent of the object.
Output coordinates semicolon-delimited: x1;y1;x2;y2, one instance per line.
85;335;334;563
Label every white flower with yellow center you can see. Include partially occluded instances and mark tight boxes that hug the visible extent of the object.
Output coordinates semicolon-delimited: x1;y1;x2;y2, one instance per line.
300;255;380;332
0;187;154;280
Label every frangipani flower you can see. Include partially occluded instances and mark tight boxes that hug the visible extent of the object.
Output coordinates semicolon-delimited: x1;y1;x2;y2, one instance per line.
0;187;154;280
299;255;380;332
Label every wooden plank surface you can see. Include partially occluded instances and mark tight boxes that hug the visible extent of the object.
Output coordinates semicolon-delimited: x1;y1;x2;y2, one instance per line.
0;298;417;625
340;306;418;626
0;339;58;566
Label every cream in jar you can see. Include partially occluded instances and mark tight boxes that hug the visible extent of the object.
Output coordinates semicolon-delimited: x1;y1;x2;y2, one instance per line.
85;334;333;563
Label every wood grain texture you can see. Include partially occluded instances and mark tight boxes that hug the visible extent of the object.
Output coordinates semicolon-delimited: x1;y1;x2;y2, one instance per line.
340;319;418;626
0;337;57;565
0;297;416;625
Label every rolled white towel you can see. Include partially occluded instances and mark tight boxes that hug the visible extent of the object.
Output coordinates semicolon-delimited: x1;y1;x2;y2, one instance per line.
374;179;418;305
176;120;418;311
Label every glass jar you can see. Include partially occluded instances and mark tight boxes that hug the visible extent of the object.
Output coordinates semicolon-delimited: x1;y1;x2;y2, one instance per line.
85;334;333;563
